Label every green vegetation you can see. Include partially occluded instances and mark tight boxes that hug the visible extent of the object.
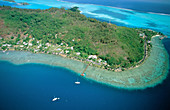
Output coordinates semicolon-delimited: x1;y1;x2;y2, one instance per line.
69;6;80;13
19;2;30;5
3;0;15;2
0;6;159;71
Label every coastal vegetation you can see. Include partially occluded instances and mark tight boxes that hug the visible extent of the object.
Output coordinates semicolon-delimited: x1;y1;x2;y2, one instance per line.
0;6;160;71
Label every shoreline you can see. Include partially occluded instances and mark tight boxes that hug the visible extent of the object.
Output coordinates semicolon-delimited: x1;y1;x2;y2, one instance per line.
7;0;169;16
0;36;169;90
58;0;170;16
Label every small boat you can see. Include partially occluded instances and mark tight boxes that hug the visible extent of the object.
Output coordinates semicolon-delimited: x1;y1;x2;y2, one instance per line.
75;81;80;85
52;97;60;101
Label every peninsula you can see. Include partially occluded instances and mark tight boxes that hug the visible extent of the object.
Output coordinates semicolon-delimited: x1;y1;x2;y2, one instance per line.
0;6;169;89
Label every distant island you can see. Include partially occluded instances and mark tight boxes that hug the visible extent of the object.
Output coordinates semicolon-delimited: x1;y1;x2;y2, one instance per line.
3;0;15;3
3;0;29;5
17;2;30;6
0;6;169;89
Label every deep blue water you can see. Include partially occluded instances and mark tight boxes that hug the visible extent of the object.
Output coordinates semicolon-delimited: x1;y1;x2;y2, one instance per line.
0;0;170;110
62;0;170;14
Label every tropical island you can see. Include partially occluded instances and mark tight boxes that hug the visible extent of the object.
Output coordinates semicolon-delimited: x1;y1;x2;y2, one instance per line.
0;6;169;89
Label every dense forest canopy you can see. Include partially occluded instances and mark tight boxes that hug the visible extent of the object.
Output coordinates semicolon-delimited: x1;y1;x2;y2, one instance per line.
0;6;158;69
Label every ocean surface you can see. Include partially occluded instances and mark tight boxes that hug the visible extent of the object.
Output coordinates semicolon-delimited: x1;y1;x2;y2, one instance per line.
0;0;170;110
59;0;170;14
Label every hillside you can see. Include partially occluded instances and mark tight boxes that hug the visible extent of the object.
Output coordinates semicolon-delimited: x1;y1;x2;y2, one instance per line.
0;6;158;70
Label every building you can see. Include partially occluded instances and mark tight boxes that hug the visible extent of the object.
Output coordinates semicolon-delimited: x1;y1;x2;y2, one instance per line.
76;52;81;55
71;47;74;50
65;50;69;54
28;43;32;46
88;55;97;59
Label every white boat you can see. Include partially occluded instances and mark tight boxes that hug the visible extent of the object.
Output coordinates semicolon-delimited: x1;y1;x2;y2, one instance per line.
75;81;80;84
52;97;60;101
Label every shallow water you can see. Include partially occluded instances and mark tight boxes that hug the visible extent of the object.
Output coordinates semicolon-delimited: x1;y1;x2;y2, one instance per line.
59;0;170;14
0;56;170;110
0;37;168;89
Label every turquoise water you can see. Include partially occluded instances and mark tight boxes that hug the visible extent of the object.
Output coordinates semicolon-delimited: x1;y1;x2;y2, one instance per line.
0;0;170;110
0;37;168;90
59;0;170;14
0;0;170;37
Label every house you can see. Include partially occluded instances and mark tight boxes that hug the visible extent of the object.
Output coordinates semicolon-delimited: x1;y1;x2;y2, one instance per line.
2;44;7;47
139;33;145;37
71;47;74;50
46;43;51;47
76;52;81;55
57;48;62;51
23;42;28;45
34;49;39;52
65;50;69;54
28;43;32;46
2;44;11;47
88;55;97;59
7;44;11;47
98;59;102;62
139;33;147;39
20;45;24;48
